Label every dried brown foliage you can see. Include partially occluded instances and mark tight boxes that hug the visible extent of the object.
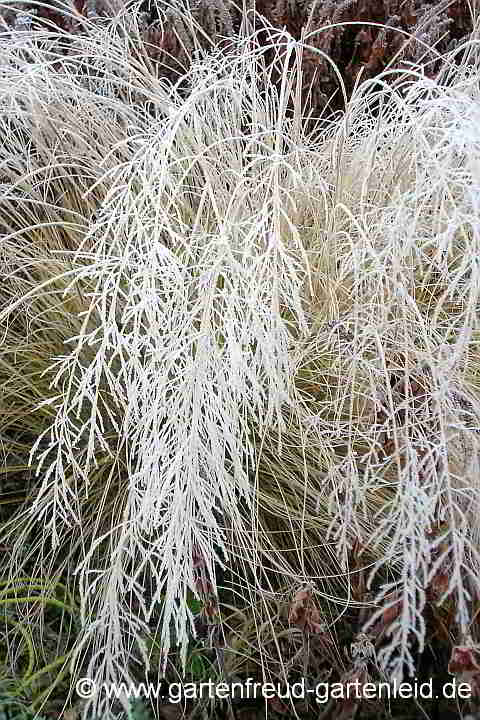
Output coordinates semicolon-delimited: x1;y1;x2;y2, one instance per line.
288;583;327;634
254;0;476;110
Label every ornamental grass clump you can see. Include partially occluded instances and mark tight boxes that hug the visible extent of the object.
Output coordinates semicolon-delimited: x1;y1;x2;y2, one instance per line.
0;4;480;719
0;12;329;715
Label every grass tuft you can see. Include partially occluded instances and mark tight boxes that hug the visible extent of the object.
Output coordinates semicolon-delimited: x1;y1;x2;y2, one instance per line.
0;5;480;718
